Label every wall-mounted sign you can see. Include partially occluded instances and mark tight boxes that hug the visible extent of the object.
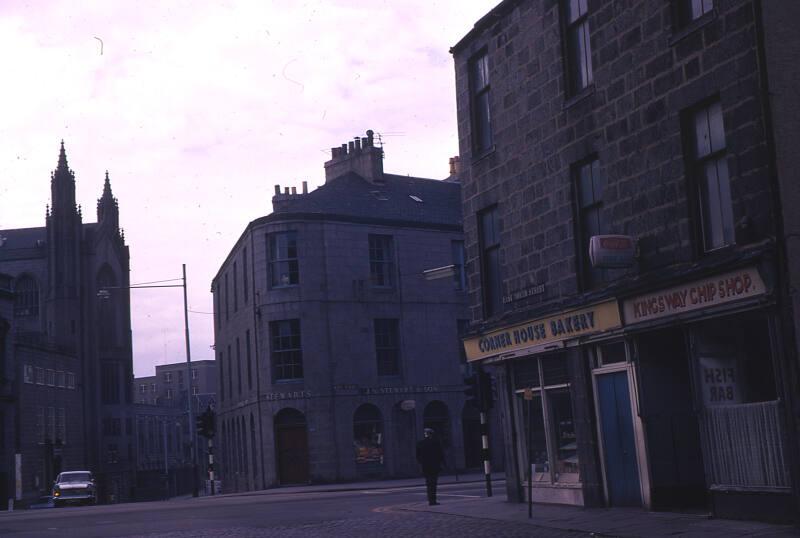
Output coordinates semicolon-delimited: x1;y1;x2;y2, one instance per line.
590;235;636;268
264;390;311;401
463;299;622;362
400;399;416;411
360;385;438;396
502;283;545;304
623;267;766;325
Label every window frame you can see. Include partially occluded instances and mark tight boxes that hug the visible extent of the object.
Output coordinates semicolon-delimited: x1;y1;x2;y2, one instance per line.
468;49;493;156
562;0;594;97
13;275;40;317
683;98;735;254
368;234;396;288
478;206;502;319
673;0;714;28
374;318;401;377
572;157;607;289
268;231;300;288
270;319;304;382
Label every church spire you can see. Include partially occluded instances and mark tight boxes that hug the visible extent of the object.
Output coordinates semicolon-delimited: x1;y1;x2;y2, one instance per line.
97;170;119;229
50;140;77;216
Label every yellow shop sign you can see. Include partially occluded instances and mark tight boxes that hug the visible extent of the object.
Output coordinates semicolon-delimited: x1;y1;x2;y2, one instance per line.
464;300;621;362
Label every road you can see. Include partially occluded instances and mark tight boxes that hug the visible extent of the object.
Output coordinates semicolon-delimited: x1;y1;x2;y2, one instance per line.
0;480;589;538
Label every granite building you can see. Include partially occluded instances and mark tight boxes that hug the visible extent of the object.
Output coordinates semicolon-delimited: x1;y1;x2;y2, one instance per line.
212;131;503;492
453;0;799;523
0;143;135;505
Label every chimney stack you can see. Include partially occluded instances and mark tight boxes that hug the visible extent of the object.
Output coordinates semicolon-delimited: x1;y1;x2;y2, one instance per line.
275;185;281;195
302;181;308;194
324;129;385;184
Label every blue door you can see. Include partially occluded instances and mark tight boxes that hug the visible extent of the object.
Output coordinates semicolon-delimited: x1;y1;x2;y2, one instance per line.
597;371;641;506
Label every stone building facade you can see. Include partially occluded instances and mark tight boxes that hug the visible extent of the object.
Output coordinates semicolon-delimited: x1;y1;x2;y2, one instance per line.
212;131;503;492
453;0;799;522
0;143;135;505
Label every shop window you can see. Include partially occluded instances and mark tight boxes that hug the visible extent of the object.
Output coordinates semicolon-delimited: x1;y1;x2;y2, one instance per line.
514;352;580;484
368;234;395;288
270;319;303;381
353;404;384;466
478;206;502;318
469;49;492;154
269;232;299;287
562;0;593;96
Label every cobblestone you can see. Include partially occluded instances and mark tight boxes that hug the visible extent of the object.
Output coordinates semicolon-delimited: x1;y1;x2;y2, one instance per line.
122;511;588;538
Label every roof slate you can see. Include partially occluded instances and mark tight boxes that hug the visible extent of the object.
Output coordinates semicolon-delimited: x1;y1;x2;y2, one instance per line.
273;172;461;227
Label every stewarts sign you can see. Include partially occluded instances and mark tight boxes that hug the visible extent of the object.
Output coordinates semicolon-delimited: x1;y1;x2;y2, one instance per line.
463;300;621;362
623;267;766;324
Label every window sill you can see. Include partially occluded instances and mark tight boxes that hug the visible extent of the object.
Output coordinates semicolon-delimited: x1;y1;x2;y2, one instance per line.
668;10;717;47
272;378;304;385
471;145;496;164
270;284;299;290
563;84;595;111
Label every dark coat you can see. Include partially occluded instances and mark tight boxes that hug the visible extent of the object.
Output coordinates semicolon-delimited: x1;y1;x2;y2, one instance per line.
416;436;446;475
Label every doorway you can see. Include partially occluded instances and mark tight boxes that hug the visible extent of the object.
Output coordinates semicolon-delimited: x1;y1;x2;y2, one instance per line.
596;369;641;506
274;408;309;485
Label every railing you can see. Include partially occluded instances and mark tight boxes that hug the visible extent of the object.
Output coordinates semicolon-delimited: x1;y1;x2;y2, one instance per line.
700;400;790;490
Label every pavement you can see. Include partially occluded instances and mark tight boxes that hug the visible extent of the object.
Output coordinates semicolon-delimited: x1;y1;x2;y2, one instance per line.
213;473;799;537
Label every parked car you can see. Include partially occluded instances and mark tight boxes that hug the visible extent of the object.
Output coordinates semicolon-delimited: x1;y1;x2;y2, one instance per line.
52;471;96;507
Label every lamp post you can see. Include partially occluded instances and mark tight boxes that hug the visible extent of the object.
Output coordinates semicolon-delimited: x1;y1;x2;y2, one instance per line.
98;263;199;497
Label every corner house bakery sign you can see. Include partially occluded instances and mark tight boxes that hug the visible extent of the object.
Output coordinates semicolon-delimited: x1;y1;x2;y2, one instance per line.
464;300;621;362
623;267;765;324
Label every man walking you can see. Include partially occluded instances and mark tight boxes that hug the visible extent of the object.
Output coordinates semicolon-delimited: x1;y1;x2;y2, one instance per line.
416;427;446;506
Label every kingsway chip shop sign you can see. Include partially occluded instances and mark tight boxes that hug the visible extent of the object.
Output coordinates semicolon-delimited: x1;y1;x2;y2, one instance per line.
623;266;766;324
463;300;621;362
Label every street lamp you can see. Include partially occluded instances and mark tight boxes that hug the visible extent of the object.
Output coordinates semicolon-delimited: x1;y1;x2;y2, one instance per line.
98;263;199;497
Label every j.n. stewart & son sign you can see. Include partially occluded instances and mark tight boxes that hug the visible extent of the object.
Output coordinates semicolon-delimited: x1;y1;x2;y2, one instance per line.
463;300;621;362
623;266;766;324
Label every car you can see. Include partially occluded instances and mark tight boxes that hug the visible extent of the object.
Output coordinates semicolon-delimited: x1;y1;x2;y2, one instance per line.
52;471;96;507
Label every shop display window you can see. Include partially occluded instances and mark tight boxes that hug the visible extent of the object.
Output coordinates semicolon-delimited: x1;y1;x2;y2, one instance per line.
353;404;384;466
514;352;580;485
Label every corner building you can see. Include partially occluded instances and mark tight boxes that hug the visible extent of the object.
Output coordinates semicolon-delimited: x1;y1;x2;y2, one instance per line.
212;131;503;492
453;0;799;522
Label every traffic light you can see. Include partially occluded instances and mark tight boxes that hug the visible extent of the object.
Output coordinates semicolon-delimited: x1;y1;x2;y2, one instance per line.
196;407;216;439
464;374;480;408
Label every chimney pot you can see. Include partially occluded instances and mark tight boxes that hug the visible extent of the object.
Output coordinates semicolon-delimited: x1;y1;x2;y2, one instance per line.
284;187;290;195
354;137;361;152
275;185;281;195
302;181;308;194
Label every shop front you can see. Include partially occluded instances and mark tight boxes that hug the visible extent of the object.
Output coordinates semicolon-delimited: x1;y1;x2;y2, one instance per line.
621;265;795;521
464;300;622;506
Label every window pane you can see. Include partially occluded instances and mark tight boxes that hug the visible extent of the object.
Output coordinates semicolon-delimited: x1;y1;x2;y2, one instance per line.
699;157;735;251
541;354;569;386
581;22;593;86
708;101;726;152
476;92;492;151
693;108;712;158
549;389;580;483
520;394;550;481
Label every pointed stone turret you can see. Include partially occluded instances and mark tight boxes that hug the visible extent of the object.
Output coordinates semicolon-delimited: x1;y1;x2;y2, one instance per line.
50;140;78;217
97;170;120;229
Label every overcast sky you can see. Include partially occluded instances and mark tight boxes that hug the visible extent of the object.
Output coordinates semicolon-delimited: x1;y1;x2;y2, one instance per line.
0;1;489;377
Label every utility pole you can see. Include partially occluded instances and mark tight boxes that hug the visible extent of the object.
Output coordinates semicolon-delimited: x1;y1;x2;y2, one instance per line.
182;264;198;497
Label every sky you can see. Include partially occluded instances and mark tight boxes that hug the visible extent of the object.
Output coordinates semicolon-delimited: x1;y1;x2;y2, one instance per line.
0;1;490;378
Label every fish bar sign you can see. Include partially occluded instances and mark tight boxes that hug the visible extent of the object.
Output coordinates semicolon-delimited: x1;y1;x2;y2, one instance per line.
623;267;765;324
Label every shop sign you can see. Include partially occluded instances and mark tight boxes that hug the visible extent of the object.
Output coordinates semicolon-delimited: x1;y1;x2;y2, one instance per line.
699;356;741;406
400;399;416;411
264;390;311;401
623;267;765;325
463;300;621;362
360;385;438;395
